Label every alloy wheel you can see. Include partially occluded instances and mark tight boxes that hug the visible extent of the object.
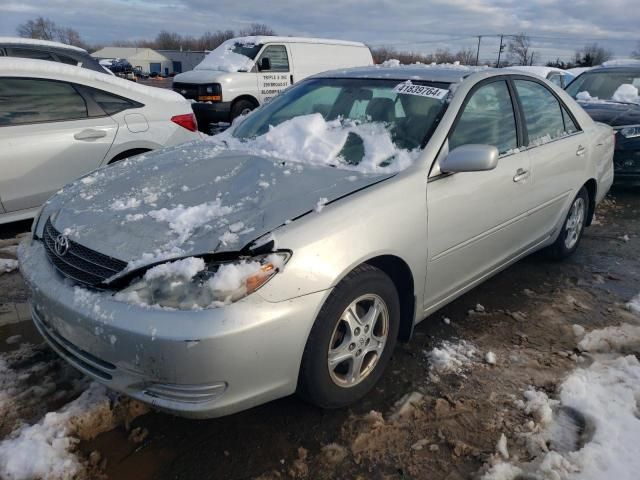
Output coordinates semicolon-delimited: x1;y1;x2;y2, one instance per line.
327;294;389;387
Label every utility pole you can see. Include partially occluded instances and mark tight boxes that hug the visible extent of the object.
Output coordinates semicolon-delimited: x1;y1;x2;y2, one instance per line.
475;35;482;66
496;34;506;67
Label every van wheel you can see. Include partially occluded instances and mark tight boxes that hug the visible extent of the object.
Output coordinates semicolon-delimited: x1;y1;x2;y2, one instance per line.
298;264;400;408
230;99;256;121
546;186;588;260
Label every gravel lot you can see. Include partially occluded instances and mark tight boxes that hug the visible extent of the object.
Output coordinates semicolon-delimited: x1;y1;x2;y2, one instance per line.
0;187;638;480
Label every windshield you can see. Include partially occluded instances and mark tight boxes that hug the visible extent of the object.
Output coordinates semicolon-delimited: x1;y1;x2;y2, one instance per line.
566;70;640;104
195;40;261;72
226;78;449;171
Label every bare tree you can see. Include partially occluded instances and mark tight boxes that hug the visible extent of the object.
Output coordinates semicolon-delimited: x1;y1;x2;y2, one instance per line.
507;33;533;66
56;27;85;49
17;16;57;41
198;30;235;50
17;16;87;48
454;47;476;65
155;31;183;50
238;23;277;37
574;43;613;66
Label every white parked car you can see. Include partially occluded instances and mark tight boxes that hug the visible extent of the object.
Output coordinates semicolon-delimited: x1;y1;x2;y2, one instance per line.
172;36;373;132
0;58;200;224
507;66;575;88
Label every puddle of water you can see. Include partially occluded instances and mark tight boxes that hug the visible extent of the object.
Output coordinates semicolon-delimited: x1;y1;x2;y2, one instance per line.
0;303;41;352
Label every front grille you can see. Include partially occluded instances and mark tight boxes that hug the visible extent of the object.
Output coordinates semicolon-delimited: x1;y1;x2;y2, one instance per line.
172;82;221;101
43;218;127;287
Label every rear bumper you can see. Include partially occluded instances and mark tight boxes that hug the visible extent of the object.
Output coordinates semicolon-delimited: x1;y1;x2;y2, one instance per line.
191;102;232;132
20;240;329;418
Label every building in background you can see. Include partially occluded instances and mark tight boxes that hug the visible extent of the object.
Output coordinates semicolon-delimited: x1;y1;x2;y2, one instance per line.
91;47;205;75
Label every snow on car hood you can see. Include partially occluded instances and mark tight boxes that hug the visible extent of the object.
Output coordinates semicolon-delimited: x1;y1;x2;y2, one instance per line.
45;143;393;273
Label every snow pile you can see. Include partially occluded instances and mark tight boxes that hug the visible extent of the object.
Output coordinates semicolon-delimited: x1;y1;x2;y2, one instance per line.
0;383;111;480
218;113;420;173
627;293;640;314
611;84;640;104
208;260;263;292
426;339;477;375
143;256;205;282
149;199;234;244
602;58;640;67
195;38;256;72
483;299;640;480
578;323;640;353
115;254;284;309
0;259;18;274
576;91;596;102
380;59;401;67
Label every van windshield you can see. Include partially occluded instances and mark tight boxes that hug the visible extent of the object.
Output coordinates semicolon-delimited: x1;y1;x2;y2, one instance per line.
218;77;451;173
195;40;262;73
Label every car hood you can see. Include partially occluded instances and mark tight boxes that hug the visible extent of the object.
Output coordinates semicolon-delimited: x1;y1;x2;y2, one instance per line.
578;100;640;127
46;142;392;271
173;69;238;84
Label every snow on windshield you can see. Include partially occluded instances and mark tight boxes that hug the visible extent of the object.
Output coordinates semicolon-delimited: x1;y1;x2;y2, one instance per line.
195;39;256;72
212;113;420;174
577;84;640;104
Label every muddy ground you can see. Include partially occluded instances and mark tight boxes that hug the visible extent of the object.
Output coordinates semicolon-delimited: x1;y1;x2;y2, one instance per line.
0;187;638;480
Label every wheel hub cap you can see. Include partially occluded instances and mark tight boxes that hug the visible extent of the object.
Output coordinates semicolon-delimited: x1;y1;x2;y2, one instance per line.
565;197;585;250
327;294;389;388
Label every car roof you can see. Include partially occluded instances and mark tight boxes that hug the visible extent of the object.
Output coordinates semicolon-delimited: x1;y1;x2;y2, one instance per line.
0;36;88;53
0;57;186;103
588;66;640;73
314;64;494;83
228;36;366;48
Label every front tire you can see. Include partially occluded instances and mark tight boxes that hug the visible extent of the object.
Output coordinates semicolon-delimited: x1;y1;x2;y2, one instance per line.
230;99;256;121
298;264;400;408
546;186;589;260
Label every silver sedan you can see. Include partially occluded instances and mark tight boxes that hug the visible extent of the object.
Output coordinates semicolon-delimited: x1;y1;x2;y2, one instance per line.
19;65;614;418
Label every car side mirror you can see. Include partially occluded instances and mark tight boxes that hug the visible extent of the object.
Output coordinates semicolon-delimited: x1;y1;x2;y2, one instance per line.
440;144;499;173
259;57;271;71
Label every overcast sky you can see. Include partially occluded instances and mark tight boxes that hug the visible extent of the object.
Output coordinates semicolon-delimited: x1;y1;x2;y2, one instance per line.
1;0;638;63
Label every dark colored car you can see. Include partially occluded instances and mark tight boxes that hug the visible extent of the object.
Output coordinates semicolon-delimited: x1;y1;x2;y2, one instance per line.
566;66;640;183
0;37;108;74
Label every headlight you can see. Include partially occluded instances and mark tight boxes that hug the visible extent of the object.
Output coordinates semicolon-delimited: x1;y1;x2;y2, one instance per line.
114;252;290;310
618;125;640;139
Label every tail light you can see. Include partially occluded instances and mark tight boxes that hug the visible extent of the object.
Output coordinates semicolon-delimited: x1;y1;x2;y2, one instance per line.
171;113;198;132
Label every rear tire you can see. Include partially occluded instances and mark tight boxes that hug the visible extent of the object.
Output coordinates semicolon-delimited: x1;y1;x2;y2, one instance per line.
298;264;400;409
230;99;256;121
546;186;589;260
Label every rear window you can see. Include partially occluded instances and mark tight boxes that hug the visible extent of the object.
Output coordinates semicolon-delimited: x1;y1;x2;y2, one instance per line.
0;78;88;126
87;88;139;115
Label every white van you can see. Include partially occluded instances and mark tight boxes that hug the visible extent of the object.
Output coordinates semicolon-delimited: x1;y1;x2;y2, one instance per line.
172;36;373;132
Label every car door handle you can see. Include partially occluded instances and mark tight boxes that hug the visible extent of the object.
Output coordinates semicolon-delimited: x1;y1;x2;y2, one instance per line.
74;129;107;140
576;145;586;156
513;168;530;183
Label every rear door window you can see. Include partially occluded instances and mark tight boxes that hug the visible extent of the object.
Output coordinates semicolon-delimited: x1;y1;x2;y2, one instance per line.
6;47;56;61
0;78;88;126
449;80;518;155
514;79;573;146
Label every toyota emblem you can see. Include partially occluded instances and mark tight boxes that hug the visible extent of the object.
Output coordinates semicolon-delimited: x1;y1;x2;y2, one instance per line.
54;234;70;256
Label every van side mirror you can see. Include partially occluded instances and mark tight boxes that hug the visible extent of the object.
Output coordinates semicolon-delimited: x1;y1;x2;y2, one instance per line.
440;144;499;173
259;57;271;71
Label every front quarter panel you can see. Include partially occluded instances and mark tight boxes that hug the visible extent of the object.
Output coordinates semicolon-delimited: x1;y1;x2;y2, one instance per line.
257;170;428;308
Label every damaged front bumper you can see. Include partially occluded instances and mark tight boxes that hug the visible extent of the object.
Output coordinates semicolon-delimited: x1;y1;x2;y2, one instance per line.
20;240;329;418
